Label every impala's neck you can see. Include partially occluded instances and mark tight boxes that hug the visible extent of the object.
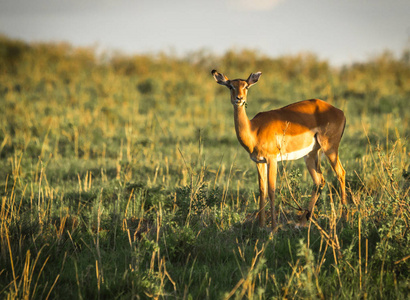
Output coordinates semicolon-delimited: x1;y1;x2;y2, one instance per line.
233;104;254;153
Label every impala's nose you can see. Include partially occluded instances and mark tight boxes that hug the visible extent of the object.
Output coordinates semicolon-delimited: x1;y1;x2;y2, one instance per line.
236;96;243;100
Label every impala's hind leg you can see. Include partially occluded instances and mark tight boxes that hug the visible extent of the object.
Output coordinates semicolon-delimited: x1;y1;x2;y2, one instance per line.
324;150;346;205
300;149;325;224
305;149;326;213
317;130;346;205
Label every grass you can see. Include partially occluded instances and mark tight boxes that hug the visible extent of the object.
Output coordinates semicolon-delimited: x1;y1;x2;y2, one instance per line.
0;35;409;299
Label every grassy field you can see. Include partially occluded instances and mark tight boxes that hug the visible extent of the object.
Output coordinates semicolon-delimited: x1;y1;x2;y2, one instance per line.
0;36;409;299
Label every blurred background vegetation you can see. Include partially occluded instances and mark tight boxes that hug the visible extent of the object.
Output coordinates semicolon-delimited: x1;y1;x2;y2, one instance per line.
0;35;409;298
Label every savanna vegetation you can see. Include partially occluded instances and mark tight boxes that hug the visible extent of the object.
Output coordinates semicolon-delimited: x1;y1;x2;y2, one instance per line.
0;35;409;299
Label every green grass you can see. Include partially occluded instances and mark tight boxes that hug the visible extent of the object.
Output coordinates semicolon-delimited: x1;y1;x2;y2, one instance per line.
0;36;409;299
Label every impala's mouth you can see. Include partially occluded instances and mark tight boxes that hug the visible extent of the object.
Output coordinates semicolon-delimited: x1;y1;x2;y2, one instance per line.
235;99;246;106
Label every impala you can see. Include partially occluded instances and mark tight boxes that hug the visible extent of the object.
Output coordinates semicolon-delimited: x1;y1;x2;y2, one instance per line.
212;70;346;229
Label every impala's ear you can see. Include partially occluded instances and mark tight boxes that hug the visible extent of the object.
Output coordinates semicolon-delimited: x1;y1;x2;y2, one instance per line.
212;70;230;87
247;72;262;87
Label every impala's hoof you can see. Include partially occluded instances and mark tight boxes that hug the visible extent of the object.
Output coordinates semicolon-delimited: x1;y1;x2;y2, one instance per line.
297;210;311;228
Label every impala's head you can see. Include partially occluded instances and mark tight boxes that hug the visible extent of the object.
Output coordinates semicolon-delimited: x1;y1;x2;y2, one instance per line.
212;70;262;106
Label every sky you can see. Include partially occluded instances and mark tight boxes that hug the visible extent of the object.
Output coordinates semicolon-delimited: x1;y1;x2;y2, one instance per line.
0;0;409;65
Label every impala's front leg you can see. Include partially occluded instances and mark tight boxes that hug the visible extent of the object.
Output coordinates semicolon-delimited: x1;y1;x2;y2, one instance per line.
256;163;268;227
267;157;278;230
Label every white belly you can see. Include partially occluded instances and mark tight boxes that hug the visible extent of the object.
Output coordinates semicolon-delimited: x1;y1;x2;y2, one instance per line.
276;138;316;161
250;136;317;163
